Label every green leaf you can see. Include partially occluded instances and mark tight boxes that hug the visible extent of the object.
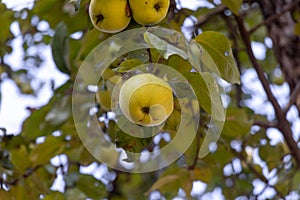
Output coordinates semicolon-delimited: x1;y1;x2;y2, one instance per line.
144;29;188;60
0;3;14;44
195;31;240;84
184;134;199;167
51;22;71;74
221;108;253;139
75;29;108;64
167;55;193;74
26;167;55;194
259;144;284;170
10;145;31;173
145;167;193;198
65;188;88;200
292;171;300;190
221;0;242;15
44;191;65;200
117;59;143;72
115;128;153;154
203;144;234;167
30;136;65;166
77;174;107;199
11;183;30;200
185;72;223;117
184;72;225;158
191;166;212;183
22;82;72;139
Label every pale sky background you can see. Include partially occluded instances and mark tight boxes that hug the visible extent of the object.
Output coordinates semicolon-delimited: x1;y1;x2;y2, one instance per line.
1;0;299;199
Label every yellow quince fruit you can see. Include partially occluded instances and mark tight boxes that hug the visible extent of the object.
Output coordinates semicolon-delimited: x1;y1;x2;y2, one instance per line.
128;0;170;26
89;0;131;33
119;73;174;127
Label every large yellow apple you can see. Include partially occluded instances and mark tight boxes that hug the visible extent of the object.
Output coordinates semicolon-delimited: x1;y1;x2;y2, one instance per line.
89;0;131;33
128;0;170;26
119;73;174;127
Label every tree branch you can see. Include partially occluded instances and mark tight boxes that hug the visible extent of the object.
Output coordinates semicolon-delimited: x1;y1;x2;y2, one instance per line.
229;144;285;199
234;15;300;169
253;121;277;129
248;0;300;35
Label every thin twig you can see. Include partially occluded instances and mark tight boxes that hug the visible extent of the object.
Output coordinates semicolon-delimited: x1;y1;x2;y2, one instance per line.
253;121;277;129
249;0;300;34
191;5;226;28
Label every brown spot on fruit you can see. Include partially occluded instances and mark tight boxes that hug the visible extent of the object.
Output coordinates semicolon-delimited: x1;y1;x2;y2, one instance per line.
154;4;160;12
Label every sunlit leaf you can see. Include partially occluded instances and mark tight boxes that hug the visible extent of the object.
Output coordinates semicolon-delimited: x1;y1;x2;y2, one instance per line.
195;31;240;84
167;54;193;74
144;29;188;60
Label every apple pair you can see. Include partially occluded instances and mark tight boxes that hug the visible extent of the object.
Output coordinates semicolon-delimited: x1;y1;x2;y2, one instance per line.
89;0;170;33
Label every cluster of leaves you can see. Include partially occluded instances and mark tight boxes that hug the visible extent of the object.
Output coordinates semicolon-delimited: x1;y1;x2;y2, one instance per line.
0;0;300;199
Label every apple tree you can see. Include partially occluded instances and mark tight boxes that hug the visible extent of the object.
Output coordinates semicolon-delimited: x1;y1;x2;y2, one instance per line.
0;0;300;199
